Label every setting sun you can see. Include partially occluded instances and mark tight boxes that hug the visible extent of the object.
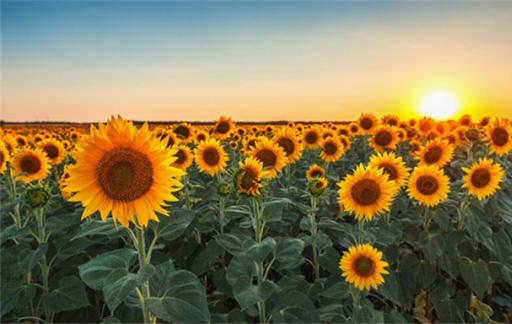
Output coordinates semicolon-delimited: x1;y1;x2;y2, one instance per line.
418;90;460;119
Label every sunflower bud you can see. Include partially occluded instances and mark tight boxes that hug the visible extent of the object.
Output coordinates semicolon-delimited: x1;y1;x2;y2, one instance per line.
23;184;51;209
217;182;231;197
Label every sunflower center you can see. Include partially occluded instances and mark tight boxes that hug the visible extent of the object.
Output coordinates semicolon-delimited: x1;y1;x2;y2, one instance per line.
491;127;509;146
277;138;295;156
256;149;277;168
305;132;318;144
354;257;375;277
203;148;220;166
96;147;153;202
197;134;206;142
375;131;392;146
240;168;257;190
175;125;190;139
311;169;323;178
416;175;439;195
17;138;26;146
20;155;41;174
216;121;230;134
471;168;491;188
424;146;442;164
324;142;338;155
175;149;186;165
379;163;398;181
360;118;373;130
43;144;59;159
351;179;381;205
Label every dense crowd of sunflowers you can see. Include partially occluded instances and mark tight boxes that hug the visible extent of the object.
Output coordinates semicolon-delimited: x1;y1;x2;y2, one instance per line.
1;114;511;323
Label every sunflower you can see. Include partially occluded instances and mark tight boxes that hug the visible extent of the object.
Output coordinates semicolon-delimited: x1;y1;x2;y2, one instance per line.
59;164;74;200
382;115;400;127
358;114;379;134
0;143;10;174
37;138;66;164
12;148;51;183
339;244;389;291
164;131;180;148
308;176;328;196
69;131;81;142
249;138;287;179
368;152;410;188
407;165;450;207
462;158;504;200
272;128;303;163
213;116;235;139
234;156;266;197
195;138;228;176
320;136;345;163
15;135;29;148
65;116;184;227
485;119;512;156
417;138;454;168
303;127;321;148
417;117;436;136
3;135;18;155
174;123;193;142
306;164;325;180
194;130;208;143
242;135;261;153
349;123;360;135
172;145;193;171
369;126;399;152
337;164;398;221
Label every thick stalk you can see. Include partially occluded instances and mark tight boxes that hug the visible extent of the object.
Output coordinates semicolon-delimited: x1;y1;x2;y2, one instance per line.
219;196;225;234
134;227;152;324
251;198;267;323
309;196;320;280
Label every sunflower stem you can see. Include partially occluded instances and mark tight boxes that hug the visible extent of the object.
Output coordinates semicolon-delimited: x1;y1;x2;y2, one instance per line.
251;197;267;323
309;195;320;280
135;227;153;324
357;220;365;244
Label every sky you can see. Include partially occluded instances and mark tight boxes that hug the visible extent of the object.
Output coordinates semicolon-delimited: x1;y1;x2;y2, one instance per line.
1;1;512;122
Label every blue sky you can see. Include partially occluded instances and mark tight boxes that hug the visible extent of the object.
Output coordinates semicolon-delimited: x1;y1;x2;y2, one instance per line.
2;1;511;121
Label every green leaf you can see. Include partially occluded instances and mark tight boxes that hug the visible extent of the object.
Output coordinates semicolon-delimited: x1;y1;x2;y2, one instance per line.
103;269;139;313
158;209;195;241
79;248;137;289
246;237;276;263
226;255;257;286
232;276;277;310
191;241;224;275
433;298;464;323
100;316;122;324
43;276;89;313
273;237;304;271
0;224;31;245
215;233;246;255
459;259;491;299
319;281;350;299
146;270;210;324
263;199;286;222
421;231;445;262
17;244;48;273
271;291;319;323
72;220;120;240
0;282;37;317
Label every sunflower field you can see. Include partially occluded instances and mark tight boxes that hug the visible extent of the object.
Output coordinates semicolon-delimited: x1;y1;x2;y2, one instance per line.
1;115;512;323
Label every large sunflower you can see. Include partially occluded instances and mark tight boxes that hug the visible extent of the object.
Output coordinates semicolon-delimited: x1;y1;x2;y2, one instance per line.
417;138;454;168
462;158;504;200
306;164;325;180
12;148;51;183
485;119;512;156
65;116;184;227
339;244;389;291
369;126;399;152
407;165;450;207
320;136;345;163
234;156;266;197
249;138;287;179
37;138;66;164
172;145;193;171
358;114;379;134
337;164;398;221
194;138;228;176
213;116;235;139
0;143;10;174
272;128;303;163
368;152;410;188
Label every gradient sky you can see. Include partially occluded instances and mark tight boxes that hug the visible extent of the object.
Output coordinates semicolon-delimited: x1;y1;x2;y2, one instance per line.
2;1;511;122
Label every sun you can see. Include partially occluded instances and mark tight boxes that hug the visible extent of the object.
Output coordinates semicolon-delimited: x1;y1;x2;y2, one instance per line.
418;90;460;119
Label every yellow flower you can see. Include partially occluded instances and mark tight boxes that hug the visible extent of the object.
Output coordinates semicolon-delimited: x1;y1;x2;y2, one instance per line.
306;164;325;180
272;128;303;163
303;127;322;148
213;116;235;139
339;244;389;291
249;138;287;179
369;126;399;152
235;156;266;197
485;119;512;156
195;138;228;176
368;151;410;188
358;113;379;134
462;158;504;200
0;142;11;174
37;138;66;164
12;148;51;183
65;116;184;227
417;138;454;168
172;145;193;171
407;165;450;207
337;164;398;221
